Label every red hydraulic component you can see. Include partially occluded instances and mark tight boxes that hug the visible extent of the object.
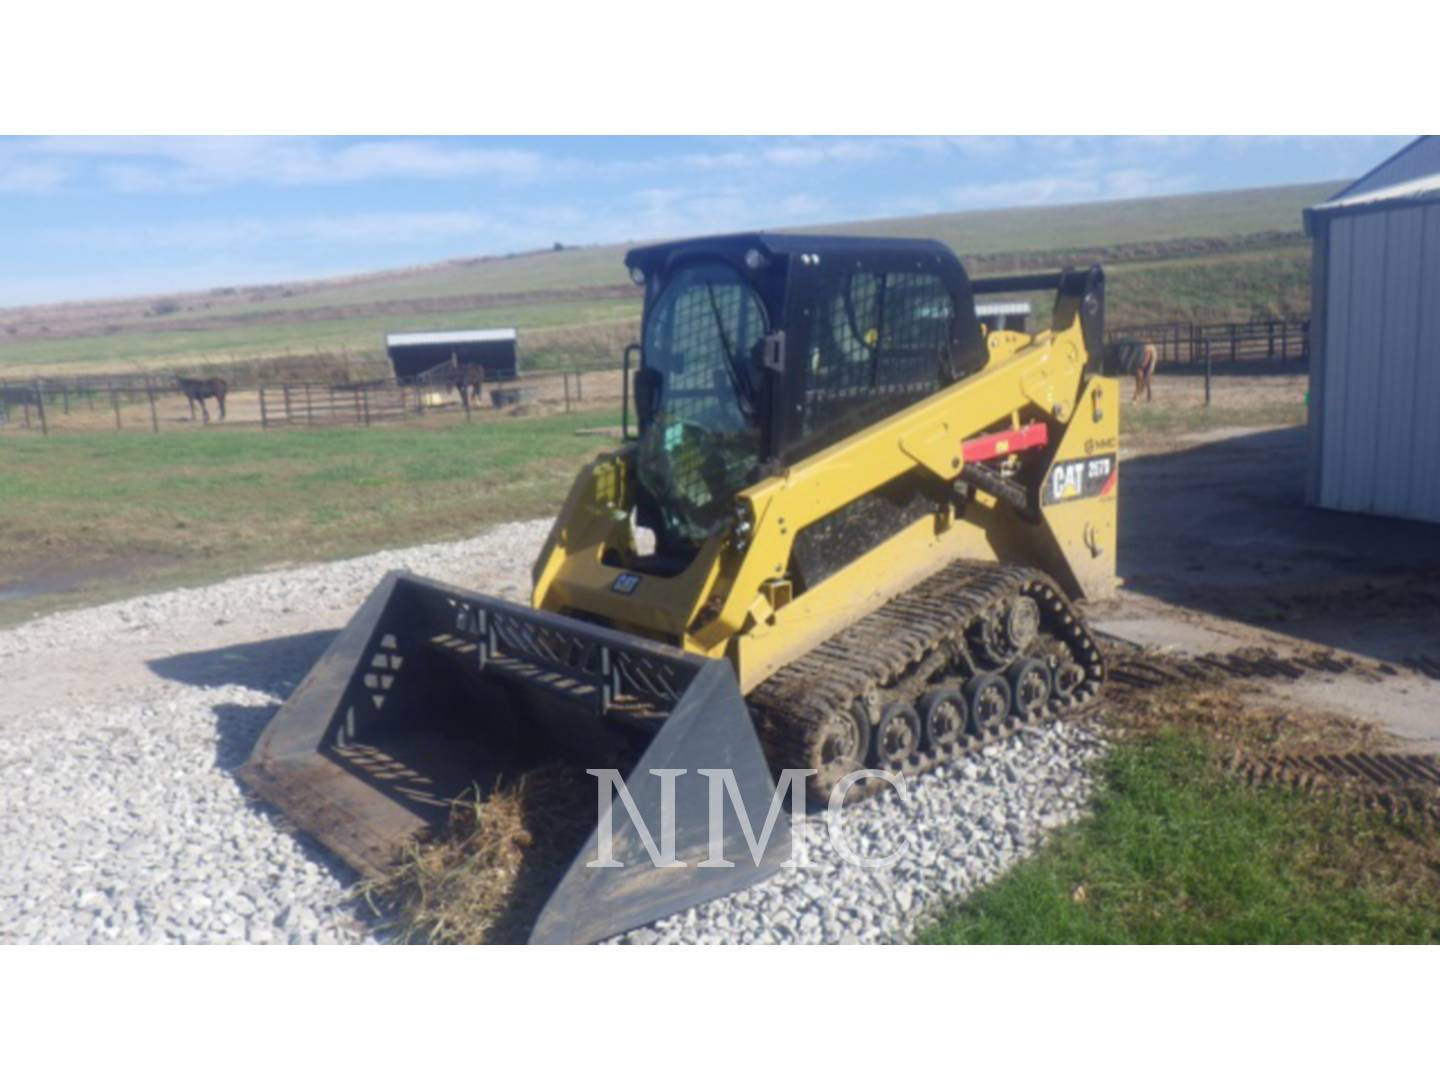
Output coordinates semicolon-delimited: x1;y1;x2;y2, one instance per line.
961;421;1049;464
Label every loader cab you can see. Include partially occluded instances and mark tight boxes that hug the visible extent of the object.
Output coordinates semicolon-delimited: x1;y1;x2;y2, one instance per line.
624;233;986;556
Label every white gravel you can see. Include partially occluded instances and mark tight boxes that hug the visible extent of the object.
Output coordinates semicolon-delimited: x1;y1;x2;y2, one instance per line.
609;722;1105;945
1;520;1106;945
0;521;552;945
0;684;365;944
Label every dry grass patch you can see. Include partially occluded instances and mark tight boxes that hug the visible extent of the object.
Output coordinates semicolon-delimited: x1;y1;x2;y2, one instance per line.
361;765;595;944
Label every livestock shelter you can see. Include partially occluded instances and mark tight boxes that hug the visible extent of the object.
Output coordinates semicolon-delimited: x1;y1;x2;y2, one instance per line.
385;328;519;382
1304;137;1440;524
976;300;1031;333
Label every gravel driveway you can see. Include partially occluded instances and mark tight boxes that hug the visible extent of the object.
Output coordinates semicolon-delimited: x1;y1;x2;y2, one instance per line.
0;520;1103;944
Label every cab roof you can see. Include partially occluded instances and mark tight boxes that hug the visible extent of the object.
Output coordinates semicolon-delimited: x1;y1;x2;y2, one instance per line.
624;232;961;276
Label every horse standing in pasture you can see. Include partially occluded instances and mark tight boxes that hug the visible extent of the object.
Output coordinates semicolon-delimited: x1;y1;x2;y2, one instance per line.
452;361;485;408
177;375;228;422
1133;342;1158;403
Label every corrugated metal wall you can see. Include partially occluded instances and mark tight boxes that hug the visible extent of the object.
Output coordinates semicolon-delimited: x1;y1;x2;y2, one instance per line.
1310;202;1440;522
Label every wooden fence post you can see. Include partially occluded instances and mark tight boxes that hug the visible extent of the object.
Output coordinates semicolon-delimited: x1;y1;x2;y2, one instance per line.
563;371;572;413
259;386;268;429
282;384;292;426
304;383;314;426
362;387;371;427
146;381;159;433
112;388;122;430
33;381;48;436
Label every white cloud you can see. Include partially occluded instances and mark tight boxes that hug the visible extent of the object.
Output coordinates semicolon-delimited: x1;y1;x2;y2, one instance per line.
0;161;68;193
30;136;544;192
673;136;1009;174
62;209;511;252
946;167;1193;211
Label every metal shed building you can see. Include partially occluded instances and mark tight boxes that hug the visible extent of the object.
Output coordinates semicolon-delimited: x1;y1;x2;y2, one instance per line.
385;328;519;382
1304;136;1440;523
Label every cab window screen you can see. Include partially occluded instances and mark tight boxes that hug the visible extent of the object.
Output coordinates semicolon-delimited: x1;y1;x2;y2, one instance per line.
802;270;955;440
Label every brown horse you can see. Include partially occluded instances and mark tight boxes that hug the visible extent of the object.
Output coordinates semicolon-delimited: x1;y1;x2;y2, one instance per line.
177;376;228;422
1133;342;1158;403
453;362;484;407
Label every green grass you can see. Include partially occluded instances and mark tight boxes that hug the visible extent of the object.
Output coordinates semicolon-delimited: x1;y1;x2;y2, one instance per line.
0;408;619;625
1122;399;1307;436
920;732;1440;944
799;181;1336;256
1106;245;1312;325
0;296;640;372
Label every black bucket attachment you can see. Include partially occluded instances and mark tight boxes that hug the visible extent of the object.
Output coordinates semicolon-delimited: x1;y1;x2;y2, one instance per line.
239;571;789;944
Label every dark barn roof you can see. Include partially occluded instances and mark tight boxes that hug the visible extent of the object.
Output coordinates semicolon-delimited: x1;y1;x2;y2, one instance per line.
385;328;519;381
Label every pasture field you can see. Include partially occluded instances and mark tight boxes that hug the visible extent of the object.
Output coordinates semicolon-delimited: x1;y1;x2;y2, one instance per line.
0;407;620;626
795;181;1334;256
0;296;639;376
0;370;1304;626
0;180;1336;379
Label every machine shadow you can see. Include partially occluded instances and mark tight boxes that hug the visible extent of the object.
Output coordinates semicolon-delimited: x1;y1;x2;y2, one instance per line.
148;634;383;934
146;629;339;694
1113;424;1440;665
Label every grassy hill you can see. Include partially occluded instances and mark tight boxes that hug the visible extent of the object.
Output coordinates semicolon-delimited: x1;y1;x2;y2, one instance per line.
0;180;1337;379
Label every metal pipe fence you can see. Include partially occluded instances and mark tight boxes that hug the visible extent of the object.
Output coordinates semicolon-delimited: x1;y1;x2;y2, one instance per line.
1107;317;1309;366
0;365;622;437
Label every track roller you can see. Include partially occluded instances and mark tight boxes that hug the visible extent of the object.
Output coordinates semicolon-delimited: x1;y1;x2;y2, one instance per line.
965;672;1011;733
872;702;921;771
1008;656;1053;720
918;689;967;754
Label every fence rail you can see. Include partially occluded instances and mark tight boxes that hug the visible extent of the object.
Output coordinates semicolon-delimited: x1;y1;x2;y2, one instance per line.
0;364;620;437
1107;318;1310;366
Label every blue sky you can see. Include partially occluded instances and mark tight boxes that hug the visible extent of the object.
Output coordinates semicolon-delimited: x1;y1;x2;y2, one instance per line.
0;135;1409;307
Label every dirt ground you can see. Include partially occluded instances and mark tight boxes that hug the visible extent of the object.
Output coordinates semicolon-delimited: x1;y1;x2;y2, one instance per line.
1095;421;1440;750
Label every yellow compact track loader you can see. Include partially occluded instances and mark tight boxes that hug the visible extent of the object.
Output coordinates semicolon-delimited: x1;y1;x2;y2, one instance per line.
241;234;1119;943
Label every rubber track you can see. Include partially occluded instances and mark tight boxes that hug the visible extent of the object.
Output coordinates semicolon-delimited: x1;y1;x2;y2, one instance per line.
748;560;1106;787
